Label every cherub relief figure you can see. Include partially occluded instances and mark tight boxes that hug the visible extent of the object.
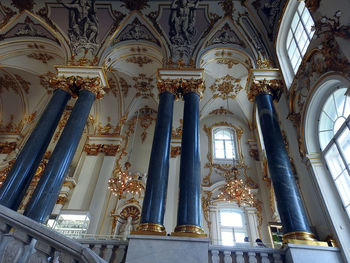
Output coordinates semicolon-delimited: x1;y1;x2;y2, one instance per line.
57;0;98;43
169;0;200;45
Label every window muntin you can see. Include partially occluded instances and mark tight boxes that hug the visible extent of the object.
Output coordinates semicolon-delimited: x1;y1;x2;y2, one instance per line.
213;128;237;161
319;88;350;218
219;209;247;246
286;1;314;73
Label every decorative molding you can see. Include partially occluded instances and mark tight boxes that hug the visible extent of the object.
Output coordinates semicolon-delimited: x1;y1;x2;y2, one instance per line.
209;74;242;100
180;78;204;97
136;106;157;143
0;115;24;134
172;119;183;140
219;0;234;18
170;146;181;158
0;160;15;187
56;196;68;205
84;143;120;156
0;142;17;154
256;58;274;69
27;53;54;64
119;77;130;97
76;76;104;99
157;78;179;96
108;9;127;36
0;73;19;94
248;79;283;102
53;110;71;143
132;74;154;98
206;23;244;48
209;107;233;115
126;56;153;67
36;6;58;31
0;4;16;30
104;78;118;97
14;74;31;93
96;114;128;137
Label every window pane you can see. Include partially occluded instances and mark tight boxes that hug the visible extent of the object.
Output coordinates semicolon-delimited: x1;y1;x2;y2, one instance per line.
297;1;305;14
214;130;224;139
319;112;334;132
225;141;234;159
323;95;338;121
344;97;350;117
215;149;225;159
221;230;234;246
291;13;299;31
288;40;297;59
334;89;347;117
334;171;350;206
337;128;350;165
325;145;345;178
220;211;243;227
294;22;304;41
235;232;247;243
346;205;350;218
286;30;293;47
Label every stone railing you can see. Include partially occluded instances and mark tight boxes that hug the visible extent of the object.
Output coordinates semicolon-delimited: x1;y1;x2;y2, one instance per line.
78;239;128;263
209;245;285;263
0;204;106;262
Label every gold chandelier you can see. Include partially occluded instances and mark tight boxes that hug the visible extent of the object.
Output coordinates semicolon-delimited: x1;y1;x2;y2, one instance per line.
217;177;255;206
108;162;144;199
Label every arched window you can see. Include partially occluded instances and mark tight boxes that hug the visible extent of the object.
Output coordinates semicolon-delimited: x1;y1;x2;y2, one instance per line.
319;87;350;218
276;0;315;87
213;128;237;161
219;208;247;246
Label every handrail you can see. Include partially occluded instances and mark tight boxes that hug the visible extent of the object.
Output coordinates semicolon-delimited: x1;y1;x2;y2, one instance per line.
0;204;106;262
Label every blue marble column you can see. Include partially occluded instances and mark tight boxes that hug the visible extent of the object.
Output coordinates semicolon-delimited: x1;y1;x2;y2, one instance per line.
138;89;175;234
0;88;71;210
174;81;205;237
24;89;95;224
256;93;313;239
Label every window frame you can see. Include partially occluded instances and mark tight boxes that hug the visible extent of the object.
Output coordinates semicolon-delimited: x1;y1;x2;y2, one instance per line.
212;127;238;163
276;0;315;88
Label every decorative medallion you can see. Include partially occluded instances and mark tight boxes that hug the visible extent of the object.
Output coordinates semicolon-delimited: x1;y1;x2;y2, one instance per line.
132;73;154;98
209;74;242;100
126;56;153;67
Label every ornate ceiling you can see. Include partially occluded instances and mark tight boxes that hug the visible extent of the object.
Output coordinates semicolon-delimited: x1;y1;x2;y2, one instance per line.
0;0;286;133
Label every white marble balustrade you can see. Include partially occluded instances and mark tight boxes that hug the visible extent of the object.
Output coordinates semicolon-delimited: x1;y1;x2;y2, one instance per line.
209;245;285;263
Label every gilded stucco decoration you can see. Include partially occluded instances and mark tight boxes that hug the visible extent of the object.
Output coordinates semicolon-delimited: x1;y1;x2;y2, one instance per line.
180;78;205;97
119;77;130;97
219;0;234;18
256;58;274;69
0;73;19;94
172;119;183;140
0;160;15;187
170;146;181;158
53;110;71;143
214;50;251;69
210;107;234;115
126;56;153;67
27;52;54;64
202;122;257;187
96;114;128;137
104;78;118;97
157;78;180;96
84;144;120;156
136;106;157;143
132;74;154;99
248;79;283;102
36;5;58;32
209;74;242;100
0;142;17;154
0;115;24;134
0;3;15;29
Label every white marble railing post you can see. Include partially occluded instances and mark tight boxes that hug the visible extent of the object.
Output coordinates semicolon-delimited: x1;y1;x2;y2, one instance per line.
248;252;257;263
223;250;232;263
261;252;270;263
235;251;244;263
211;249;220;263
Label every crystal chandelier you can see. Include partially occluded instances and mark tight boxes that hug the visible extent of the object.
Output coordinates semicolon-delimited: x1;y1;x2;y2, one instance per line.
217;177;255;206
108;162;144;199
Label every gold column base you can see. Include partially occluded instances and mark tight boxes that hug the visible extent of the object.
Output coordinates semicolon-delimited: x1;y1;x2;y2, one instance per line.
131;223;167;236
171;225;207;238
283;232;328;247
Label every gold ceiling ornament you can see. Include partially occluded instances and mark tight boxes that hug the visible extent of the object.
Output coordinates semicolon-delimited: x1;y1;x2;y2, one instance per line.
201;191;212;239
108;162;145;199
219;0;234;18
313;11;350;40
83;144;120;156
0;160;15;187
171;119;183;140
157;78;180;96
76;76;104;99
180;78;205;98
53;110;71;143
170;146;181;158
27;53;54;64
0;142;17;154
248;78;283;102
119;77;130;97
42;73;76;96
104;78;118;97
0;115;24;134
135;106;157;143
126;56;153;67
256;58;274;69
130;46;148;53
14;74;31;94
132;73;154;98
216;58;239;69
0;73;19;94
96;113;128;137
120;205;141;220
56;196;68;206
209;74;242;100
217;177;255;206
165;57;196;69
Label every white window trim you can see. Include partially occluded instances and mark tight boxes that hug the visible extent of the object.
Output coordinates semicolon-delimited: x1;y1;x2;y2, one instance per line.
304;74;350;262
212;127;238;164
276;0;303;88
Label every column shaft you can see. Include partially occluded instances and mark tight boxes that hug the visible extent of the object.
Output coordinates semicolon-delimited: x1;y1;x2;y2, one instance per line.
256;94;311;235
175;92;203;234
0;89;71;209
139;91;175;233
24;90;95;223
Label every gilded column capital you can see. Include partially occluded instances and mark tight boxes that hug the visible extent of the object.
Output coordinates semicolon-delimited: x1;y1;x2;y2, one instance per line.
76;76;105;99
49;75;76;97
156;78;179;96
180;78;205;98
248;78;283;102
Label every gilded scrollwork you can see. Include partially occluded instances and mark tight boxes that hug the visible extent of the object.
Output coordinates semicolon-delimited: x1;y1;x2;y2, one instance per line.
0;142;17;154
209;107;233;115
172;119;183;140
96;114;128;137
126;56;153;67
84;144;120;156
132;74;154;98
180;78;204;97
209;74;242;100
170;146;181;158
248;78;283;102
27;53;54;64
157;78;180;96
